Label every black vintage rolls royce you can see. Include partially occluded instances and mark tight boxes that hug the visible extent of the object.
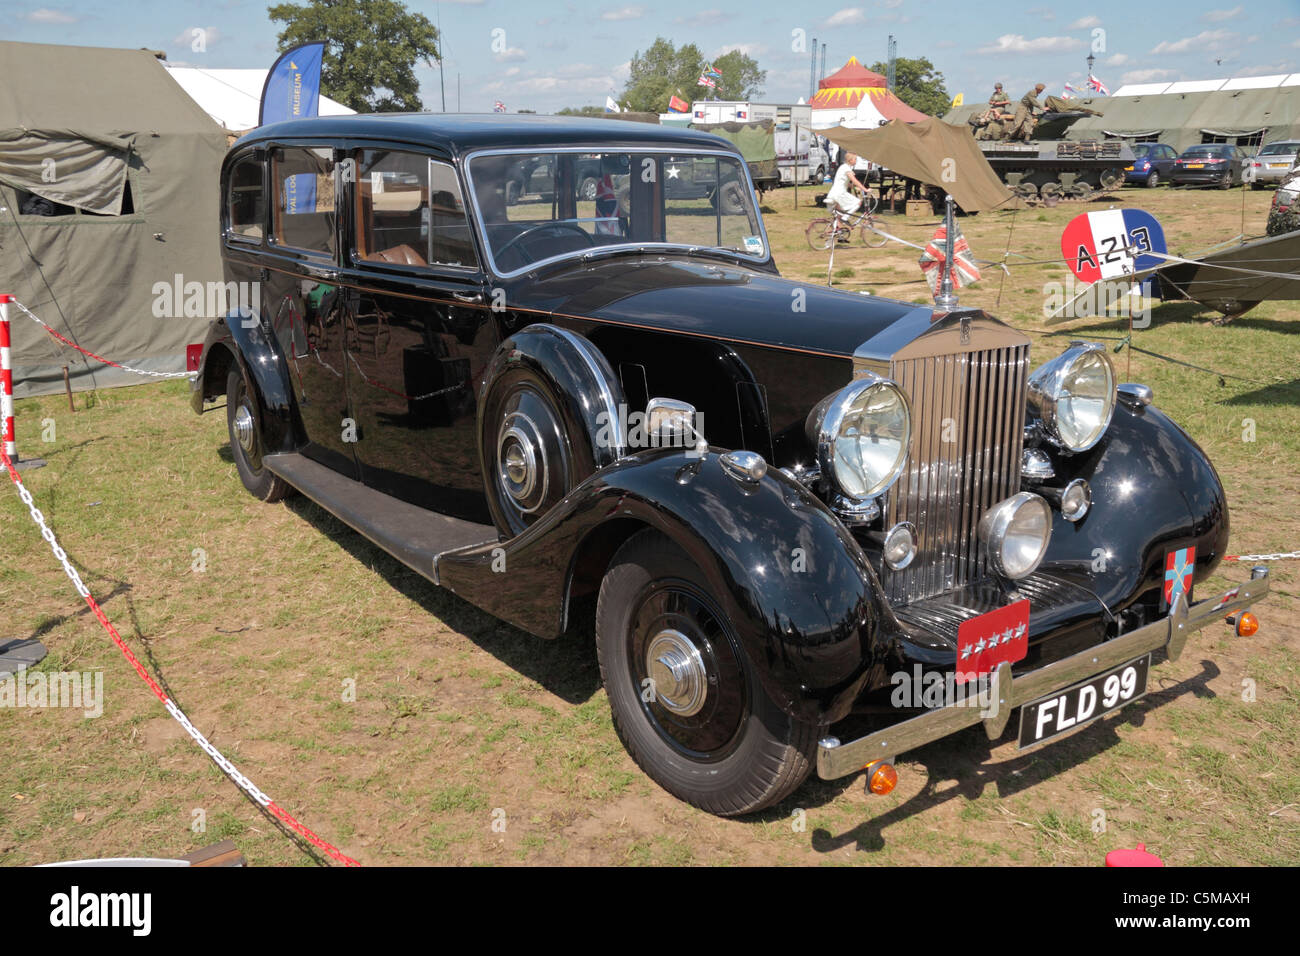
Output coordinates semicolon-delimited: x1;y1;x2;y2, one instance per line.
192;114;1268;816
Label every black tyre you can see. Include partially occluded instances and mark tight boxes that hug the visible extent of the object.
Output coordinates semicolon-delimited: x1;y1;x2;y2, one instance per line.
716;179;746;215
596;530;817;816
579;176;598;202
1146;170;1160;188
226;368;292;502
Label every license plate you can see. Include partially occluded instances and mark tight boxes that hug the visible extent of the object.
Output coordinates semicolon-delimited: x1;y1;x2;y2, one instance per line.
956;599;1029;682
1018;655;1150;748
1187;163;1204;169
1269;163;1289;168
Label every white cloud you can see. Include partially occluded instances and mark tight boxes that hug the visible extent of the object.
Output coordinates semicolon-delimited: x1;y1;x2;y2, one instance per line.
1121;68;1177;83
1027;6;1055;20
1106;53;1130;66
825;8;866;26
680;9;726;26
601;5;644;20
1150;30;1234;55
1202;6;1242;21
494;46;527;62
878;0;903;8
1069;16;1100;28
25;7;77;23
716;43;767;58
976;34;1083;55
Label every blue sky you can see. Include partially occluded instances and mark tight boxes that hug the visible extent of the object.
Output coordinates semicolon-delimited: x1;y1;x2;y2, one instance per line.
6;0;1299;113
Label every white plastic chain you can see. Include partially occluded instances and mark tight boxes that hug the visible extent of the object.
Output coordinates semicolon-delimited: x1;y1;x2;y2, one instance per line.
13;300;195;380
8;467;92;600
1225;550;1300;562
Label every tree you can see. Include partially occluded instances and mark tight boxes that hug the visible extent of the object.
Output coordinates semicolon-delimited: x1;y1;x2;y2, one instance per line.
622;37;705;113
556;105;608;116
868;56;950;118
712;49;766;102
621;38;765;112
267;0;439;112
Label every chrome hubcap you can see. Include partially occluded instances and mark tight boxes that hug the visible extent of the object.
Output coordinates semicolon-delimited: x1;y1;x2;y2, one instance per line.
645;629;708;717
233;405;255;453
497;414;545;512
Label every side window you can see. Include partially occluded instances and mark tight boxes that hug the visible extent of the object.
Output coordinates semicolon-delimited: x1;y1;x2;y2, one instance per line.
353;149;478;269
271;146;337;257
428;160;478;268
227;153;265;241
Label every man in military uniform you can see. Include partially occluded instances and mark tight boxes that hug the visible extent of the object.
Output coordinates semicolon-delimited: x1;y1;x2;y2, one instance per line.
972;82;1014;140
1010;83;1046;141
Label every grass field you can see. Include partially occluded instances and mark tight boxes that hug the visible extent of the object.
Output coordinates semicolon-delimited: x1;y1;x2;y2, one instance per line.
1;182;1297;866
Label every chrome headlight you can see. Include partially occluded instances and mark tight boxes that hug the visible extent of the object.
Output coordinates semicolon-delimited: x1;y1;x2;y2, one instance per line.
809;375;911;501
979;492;1052;579
1027;343;1116;452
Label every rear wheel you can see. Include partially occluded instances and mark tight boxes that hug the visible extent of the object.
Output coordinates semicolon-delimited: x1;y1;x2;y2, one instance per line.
1146;170;1160;188
579;176;598;202
596;530;817;816
805;218;836;251
226;368;291;502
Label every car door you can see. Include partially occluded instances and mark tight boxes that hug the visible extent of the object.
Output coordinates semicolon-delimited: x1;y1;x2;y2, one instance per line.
1156;145;1176;178
263;143;357;479
341;145;497;522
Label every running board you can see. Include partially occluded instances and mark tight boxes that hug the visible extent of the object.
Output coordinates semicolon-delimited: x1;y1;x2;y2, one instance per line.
262;453;497;585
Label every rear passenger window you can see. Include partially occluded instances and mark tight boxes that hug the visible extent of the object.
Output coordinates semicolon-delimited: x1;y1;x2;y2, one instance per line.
354;150;477;269
227;153;264;241
271;146;337;257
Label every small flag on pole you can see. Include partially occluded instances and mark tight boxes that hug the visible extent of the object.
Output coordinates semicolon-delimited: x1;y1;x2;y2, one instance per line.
493;100;507;113
605;95;621;113
697;74;717;88
919;221;981;295
1086;74;1110;96
951;93;964;107
667;94;689;113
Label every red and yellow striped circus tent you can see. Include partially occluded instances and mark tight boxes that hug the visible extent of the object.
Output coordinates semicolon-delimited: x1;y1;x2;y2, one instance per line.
810;56;930;126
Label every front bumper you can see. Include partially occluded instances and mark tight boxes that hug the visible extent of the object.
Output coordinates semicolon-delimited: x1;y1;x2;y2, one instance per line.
817;569;1268;780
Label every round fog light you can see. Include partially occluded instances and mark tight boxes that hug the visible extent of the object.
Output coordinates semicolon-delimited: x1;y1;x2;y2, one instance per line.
883;521;917;570
979;492;1052;579
1061;478;1091;522
865;760;898;795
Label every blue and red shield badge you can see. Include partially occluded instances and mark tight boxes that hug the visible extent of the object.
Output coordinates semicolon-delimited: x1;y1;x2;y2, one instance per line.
1163;546;1196;610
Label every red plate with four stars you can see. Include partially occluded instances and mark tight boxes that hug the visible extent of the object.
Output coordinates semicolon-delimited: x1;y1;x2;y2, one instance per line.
955;599;1029;683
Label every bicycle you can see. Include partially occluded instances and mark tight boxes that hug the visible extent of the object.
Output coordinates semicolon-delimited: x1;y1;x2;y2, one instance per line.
805;194;887;250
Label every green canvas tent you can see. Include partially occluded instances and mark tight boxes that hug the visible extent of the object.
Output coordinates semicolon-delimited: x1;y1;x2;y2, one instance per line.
0;40;229;397
945;77;1300;154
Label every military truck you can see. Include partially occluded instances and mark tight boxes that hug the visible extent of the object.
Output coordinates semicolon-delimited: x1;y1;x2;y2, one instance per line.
963;95;1134;201
689;120;780;201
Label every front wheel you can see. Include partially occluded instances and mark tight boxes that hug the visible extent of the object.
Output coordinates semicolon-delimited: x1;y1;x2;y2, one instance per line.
596;530;817;816
226;368;292;502
860;216;887;248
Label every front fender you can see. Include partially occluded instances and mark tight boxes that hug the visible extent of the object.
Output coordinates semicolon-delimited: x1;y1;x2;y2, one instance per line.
436;448;896;724
1039;397;1230;611
190;310;298;456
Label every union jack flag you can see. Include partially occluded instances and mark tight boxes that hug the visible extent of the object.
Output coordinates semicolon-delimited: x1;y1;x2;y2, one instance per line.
1087;74;1109;96
1163;546;1196;609
918;222;981;295
697;74;717;88
493;100;506;113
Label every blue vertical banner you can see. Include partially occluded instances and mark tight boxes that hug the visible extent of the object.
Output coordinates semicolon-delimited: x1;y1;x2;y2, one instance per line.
259;41;326;127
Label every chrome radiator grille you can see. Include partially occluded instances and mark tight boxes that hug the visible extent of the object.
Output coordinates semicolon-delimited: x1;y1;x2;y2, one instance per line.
882;342;1030;604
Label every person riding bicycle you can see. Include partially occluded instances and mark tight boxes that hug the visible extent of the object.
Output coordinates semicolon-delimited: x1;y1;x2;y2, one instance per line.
824;151;871;240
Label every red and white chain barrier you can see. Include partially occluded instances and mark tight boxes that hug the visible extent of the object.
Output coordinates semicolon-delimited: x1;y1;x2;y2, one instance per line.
1223;551;1300;562
8;296;195;381
0;295;16;460
0;443;360;866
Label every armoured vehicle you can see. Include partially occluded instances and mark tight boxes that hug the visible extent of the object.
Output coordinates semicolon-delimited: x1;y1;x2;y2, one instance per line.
968;96;1134;201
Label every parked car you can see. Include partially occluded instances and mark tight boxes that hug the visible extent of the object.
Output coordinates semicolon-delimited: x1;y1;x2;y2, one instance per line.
1247;140;1300;188
1170;143;1245;188
1123;142;1178;187
1266;165;1300;235
192;114;1269;816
